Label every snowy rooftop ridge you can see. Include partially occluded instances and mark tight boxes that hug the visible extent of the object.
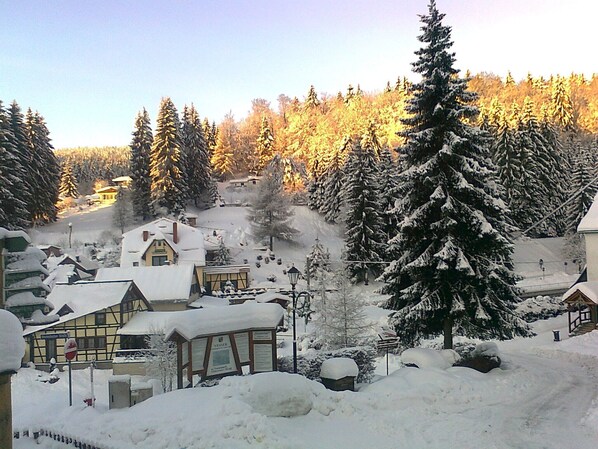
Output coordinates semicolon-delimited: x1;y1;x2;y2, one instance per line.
23;280;137;335
164;302;284;340
562;281;598;304
95;265;196;303
578;193;598;233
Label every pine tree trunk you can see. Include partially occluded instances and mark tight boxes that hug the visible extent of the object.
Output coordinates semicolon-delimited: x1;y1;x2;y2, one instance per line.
269;235;273;251
443;316;453;349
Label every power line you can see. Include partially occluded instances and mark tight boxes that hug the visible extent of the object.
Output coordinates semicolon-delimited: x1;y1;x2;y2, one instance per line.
520;171;598;236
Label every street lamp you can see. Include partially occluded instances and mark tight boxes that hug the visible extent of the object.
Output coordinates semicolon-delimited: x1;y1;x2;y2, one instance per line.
287;266;301;374
68;222;73;249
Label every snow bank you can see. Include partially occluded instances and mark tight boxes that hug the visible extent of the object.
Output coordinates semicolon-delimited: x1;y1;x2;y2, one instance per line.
223;372;321;417
401;348;460;369
0;309;25;373
471;342;500;358
320;357;359;380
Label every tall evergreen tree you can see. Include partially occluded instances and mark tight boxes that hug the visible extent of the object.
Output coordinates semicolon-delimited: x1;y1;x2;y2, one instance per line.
255;115;275;173
181;104;215;207
7;101;32;228
320;137;350;223
342;139;386;283
130;108;153;220
0;101;29;229
58;161;79;198
377;147;400;249
25;109;60;224
305;85;320;109
380;1;530;349
246;162;299;251
211;113;237;180
551;76;574;132
150;98;186;217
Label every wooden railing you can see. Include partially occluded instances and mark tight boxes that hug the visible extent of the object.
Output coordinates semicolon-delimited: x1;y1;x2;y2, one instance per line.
569;310;592;334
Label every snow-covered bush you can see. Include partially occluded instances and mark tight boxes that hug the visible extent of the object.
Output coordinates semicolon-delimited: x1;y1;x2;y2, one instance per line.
516;295;567;323
144;332;177;393
278;345;376;383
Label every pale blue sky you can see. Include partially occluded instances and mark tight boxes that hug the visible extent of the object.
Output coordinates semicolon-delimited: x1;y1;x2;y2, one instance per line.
1;0;596;148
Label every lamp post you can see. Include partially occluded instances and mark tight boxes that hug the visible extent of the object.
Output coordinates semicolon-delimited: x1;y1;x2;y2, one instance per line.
287;266;300;374
68;222;73;249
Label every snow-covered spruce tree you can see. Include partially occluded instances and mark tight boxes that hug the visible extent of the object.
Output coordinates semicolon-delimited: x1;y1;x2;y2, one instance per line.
255;115;275;174
0;101;30;230
181;104;215;207
246;162;299;251
342;138;386;283
130;108;153;220
320;137;350;223
214;237;233;265
150;98;187;217
305;237;331;282
315;270;370;349
380;1;531;349
59;161;79;198
7;101;32;229
25;109;60;224
113;188;133;234
551;76;575;132
144;331;177;393
377;147;400;251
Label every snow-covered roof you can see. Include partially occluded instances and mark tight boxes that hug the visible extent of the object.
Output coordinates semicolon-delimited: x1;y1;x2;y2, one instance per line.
255;291;292;304
6;258;49;276
43;264;77;289
95;265;195;303
0;309;26;374
96;186;120;193
112;176;132;183
204;264;250;274
121;218;206;267
7;246;47;264
562;281;598;304
164;302;284;341
117;311;177;335
188;295;230;308
578;193;598;233
58;254;99;272
23;280;136;335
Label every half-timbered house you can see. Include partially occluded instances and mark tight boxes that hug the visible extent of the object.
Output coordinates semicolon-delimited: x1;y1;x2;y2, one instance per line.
23;280;152;368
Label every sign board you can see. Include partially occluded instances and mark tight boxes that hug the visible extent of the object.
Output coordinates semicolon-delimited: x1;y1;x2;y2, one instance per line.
41;333;69;340
206;335;237;377
64;338;78;361
253;344;273;372
376;337;399;350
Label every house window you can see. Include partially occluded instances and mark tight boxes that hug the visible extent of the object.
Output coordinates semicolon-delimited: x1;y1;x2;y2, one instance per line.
133;262;139;267
122;300;135;313
76;336;107;350
152;255;168;266
95;312;106;325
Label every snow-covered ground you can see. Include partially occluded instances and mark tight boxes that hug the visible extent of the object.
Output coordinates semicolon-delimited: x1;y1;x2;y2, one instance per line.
12;194;598;448
11;318;598;449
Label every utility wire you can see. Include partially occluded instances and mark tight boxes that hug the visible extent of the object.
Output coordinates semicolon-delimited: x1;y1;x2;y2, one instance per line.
519;171;598;236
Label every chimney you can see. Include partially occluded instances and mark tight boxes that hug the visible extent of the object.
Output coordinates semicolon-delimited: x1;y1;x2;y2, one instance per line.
188;216;197;227
75;255;81;263
143;230;149;242
173;222;178;244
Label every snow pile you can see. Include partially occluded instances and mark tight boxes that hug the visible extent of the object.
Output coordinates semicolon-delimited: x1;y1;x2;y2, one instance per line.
0;309;25;373
225;372;319;417
320;357;359;380
401;348;460;369
471;342;500;358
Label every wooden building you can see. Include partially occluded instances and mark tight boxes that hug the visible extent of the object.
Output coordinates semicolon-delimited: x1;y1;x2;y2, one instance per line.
564;193;598;334
95;186;120;203
23;280;152;368
203;265;251;295
163;302;283;387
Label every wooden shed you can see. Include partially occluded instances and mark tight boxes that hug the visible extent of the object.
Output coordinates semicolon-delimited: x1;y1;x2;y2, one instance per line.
164;302;284;388
562;282;598;335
